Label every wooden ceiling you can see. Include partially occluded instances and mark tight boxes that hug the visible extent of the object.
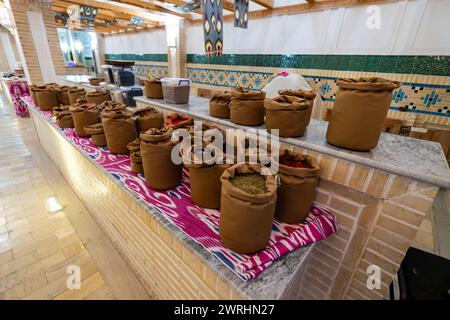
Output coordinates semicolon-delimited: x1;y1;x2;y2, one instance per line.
52;0;401;35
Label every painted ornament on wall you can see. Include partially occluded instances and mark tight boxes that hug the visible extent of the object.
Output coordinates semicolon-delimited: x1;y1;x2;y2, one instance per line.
234;0;249;29
202;0;223;57
79;5;98;25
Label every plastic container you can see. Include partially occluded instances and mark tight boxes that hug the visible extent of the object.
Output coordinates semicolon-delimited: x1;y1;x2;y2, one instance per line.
161;78;190;104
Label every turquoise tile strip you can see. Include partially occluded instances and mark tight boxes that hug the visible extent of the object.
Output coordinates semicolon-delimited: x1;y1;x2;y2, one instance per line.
187;54;450;76
105;53;168;62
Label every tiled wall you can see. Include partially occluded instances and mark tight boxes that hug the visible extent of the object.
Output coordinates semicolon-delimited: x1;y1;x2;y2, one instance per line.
186;54;450;125
104;53;169;79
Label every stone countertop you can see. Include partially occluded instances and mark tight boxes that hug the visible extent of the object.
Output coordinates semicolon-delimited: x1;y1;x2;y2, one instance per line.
135;96;450;189
56;75;100;91
24;96;311;300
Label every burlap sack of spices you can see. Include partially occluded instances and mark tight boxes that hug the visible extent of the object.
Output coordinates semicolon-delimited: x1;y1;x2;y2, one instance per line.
140;127;182;190
99;101;126;112
183;143;229;209
101;109;137;154
52;106;74;128
165;113;194;129
88;77;104;86
144;78;164;99
30;85;47;106
220;163;277;254
133;106;164;134
127;139;143;173
69;103;100;137
275;150;320;224
230;87;266;126
326;77;401;151
209;92;231;118
264;94;312;137
278;89;316;126
36;88;58;111
86;90;111;105
68;88;86;105
84;123;107;147
54;86;71;106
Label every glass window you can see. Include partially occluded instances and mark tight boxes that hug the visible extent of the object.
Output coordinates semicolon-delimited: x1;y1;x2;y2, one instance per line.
57;28;97;73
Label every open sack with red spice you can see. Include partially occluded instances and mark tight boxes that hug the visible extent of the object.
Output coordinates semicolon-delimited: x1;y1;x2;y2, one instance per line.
28;96;338;281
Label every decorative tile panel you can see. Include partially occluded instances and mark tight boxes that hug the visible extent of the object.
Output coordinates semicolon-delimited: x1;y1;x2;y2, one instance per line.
133;64;169;78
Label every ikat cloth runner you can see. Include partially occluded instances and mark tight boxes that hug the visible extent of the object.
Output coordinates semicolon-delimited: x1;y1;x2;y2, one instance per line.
202;0;223;57
234;0;249;29
27;97;338;281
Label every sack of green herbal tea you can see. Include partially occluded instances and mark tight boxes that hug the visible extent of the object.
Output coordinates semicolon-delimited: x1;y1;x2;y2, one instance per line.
127;139;143;173
209;92;231;119
133;106;164;134
86;90;111;105
165;113;194;129
183;142;230;209
36;87;58;111
101;109;137;154
326;77;401;151
230;87;266;126
140;127;182;190
144;78;164;99
68;87;86;105
69;103;100;137
52;106;74;129
264;94;312;138
54;85;71;106
278;89;316;127
84;123;107;147
220;163;277;254
274;150;320;224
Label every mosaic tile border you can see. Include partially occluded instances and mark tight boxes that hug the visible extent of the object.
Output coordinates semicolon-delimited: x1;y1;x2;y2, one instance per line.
186;66;450;118
133;64;169;78
105;53;168;62
187;54;450;76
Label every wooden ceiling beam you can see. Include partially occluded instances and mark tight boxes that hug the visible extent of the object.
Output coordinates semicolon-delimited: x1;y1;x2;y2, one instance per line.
55;0;161;25
159;0;202;14
111;0;191;19
251;0;274;9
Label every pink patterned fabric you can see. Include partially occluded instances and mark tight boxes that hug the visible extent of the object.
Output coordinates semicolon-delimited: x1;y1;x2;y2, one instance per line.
24;96;339;280
7;80;30;117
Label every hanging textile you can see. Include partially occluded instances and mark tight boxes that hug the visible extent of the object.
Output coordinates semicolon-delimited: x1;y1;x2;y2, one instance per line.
79;5;97;25
202;0;223;57
234;0;249;29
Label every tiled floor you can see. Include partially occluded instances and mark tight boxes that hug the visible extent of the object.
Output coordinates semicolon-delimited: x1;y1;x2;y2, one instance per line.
0;93;149;300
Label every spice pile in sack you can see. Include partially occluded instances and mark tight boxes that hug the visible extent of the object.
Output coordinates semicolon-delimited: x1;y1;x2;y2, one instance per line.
67;87;86;105
84;123;107;147
54;86;71;106
133;106;164;134
144;78;164;99
101;109;137;154
98;101;126;112
86;90;111;105
326;77;401;151
140;127;182;190
52;105;74;128
35;86;58;111
230;87;266;126
209;92;231;119
275;150;320;224
165;113;194;129
69;103;100;137
220;163;277;254
127;138;143;173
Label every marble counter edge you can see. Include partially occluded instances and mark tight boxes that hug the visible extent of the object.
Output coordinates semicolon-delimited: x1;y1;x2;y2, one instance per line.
25;98;311;300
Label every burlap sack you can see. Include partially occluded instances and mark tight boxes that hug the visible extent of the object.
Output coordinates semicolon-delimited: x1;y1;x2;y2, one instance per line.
99;101;126;112
88;77;104;86
264;94;312;137
69;103;100;137
140;127;182;190
36;88;58;111
209;92;231;118
101;109;137;154
230;87;266;126
326;77;401;151
86;90;111;105
68;88;86;105
183;143;229;209
278;89;316;126
54;86;71;106
275;150;320;224
144;78;164;99
30;85;46;106
220;163;277;254
133;106;164;133
165;113;194;129
52;106;74;128
84;123;107;147
127;139;143;173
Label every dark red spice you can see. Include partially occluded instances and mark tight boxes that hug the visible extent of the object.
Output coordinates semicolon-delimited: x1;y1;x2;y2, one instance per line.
280;159;311;169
